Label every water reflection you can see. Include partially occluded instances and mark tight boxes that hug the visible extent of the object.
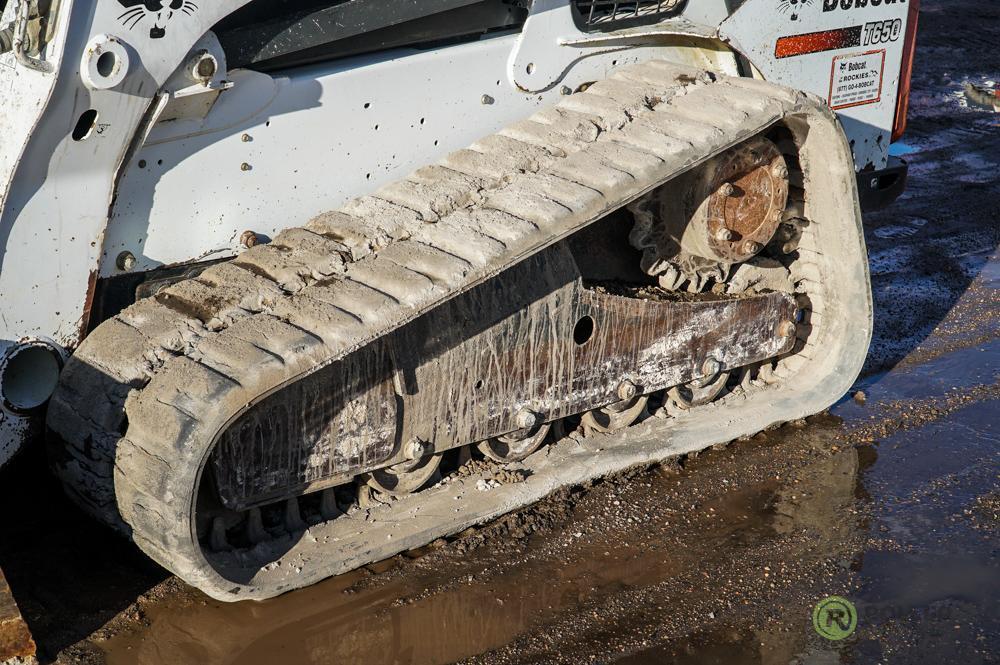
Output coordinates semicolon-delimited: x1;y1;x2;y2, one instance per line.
103;416;875;665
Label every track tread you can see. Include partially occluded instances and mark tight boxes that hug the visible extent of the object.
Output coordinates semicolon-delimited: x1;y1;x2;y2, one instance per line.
46;61;861;600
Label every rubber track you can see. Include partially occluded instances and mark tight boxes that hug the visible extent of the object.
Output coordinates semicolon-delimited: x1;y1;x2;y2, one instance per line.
47;61;866;599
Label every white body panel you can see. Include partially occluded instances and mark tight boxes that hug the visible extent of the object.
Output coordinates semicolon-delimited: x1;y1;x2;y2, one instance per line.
103;35;731;276
0;0;913;465
722;0;912;170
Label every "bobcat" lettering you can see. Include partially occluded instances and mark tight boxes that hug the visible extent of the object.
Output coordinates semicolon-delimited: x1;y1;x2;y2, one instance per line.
823;0;907;11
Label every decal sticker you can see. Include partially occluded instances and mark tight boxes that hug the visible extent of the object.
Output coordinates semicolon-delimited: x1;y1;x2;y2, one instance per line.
117;0;198;39
775;26;862;58
822;0;907;12
828;50;885;110
776;19;901;58
777;0;815;21
862;18;902;45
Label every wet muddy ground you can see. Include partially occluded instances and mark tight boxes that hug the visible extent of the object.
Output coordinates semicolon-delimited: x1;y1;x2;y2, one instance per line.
1;0;998;663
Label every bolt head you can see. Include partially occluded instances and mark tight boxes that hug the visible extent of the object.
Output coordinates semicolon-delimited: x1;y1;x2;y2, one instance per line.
701;357;721;377
741;240;763;255
405;438;428;460
241;133;252;142
515;409;540;429
779;321;797;337
240;230;258;248
560;85;572;95
116;251;136;272
240;162;252;172
481;94;495;105
719;182;737;197
772;164;789;180
188;50;218;83
617;380;638;401
715;227;734;243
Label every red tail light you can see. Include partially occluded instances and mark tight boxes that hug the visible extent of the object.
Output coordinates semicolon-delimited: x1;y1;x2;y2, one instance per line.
892;0;920;142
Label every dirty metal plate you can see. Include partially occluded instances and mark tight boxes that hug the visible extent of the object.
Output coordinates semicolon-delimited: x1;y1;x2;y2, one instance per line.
211;244;797;510
211;342;398;510
0;568;34;664
405;275;797;447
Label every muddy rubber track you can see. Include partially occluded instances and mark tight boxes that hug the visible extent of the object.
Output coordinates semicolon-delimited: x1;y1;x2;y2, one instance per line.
47;61;871;600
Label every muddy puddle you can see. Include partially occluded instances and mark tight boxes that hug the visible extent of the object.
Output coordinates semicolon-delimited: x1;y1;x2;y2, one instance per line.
98;418;864;665
81;324;997;665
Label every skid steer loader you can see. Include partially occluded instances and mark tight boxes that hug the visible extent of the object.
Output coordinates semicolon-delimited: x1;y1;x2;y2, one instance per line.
0;0;918;605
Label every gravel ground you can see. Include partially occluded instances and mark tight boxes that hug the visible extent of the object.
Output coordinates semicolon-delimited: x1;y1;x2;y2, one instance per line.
0;0;997;663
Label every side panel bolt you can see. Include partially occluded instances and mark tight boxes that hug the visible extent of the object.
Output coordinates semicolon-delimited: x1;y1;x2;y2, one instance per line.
240;162;252;171
241;133;252;142
189;50;218;83
481;94;495;105
116;251;136;272
240;230;258;248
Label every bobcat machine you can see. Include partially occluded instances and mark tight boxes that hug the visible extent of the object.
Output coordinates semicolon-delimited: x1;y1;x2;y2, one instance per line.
0;0;918;628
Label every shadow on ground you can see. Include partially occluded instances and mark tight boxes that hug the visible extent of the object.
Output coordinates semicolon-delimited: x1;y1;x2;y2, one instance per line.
0;448;167;661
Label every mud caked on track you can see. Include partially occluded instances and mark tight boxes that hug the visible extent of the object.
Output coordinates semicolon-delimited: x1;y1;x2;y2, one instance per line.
47;59;869;603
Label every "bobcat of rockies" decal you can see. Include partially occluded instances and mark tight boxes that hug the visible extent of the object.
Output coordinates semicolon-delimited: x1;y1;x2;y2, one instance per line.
116;0;198;39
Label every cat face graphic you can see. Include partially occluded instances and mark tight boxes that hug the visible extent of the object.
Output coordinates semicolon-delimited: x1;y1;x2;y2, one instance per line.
117;0;198;39
777;0;813;17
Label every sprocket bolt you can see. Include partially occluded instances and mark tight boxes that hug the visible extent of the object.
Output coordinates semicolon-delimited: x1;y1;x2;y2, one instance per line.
741;240;762;255
715;227;735;242
719;182;737;197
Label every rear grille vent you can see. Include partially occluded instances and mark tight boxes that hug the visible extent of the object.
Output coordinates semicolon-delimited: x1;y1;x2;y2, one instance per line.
572;0;686;32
